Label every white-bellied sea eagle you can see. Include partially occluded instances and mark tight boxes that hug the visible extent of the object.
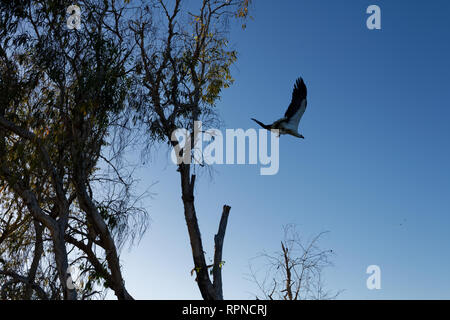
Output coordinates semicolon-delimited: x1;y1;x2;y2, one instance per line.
251;77;308;139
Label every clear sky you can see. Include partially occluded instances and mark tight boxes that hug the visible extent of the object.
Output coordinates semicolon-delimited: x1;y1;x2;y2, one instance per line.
117;0;450;299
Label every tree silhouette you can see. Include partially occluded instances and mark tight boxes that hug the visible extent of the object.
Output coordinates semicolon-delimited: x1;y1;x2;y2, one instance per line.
0;0;147;300
129;0;251;300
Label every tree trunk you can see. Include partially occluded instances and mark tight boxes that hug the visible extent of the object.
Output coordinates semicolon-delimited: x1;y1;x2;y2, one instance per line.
52;230;77;300
179;164;216;300
74;175;134;300
24;221;44;299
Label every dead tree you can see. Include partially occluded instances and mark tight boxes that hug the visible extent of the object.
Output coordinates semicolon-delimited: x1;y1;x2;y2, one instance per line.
248;224;341;300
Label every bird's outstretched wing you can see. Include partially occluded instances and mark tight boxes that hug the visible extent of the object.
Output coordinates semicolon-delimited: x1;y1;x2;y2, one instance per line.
283;77;307;130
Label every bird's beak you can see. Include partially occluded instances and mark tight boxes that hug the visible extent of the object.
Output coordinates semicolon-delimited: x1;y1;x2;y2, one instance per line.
300;135;305;139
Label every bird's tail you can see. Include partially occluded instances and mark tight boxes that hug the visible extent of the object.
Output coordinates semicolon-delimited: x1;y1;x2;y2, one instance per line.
251;118;271;130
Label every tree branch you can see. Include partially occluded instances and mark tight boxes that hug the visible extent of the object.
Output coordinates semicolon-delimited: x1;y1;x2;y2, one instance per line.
212;205;231;299
0;270;49;300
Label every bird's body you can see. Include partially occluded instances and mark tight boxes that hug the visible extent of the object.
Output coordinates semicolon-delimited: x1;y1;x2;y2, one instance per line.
252;77;308;139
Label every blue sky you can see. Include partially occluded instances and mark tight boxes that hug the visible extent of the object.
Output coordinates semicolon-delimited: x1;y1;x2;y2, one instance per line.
117;0;450;299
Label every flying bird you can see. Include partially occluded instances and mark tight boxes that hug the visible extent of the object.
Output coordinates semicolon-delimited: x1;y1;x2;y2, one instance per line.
251;77;308;139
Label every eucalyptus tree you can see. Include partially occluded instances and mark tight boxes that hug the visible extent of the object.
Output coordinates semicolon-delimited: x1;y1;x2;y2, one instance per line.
129;0;251;300
0;0;147;299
